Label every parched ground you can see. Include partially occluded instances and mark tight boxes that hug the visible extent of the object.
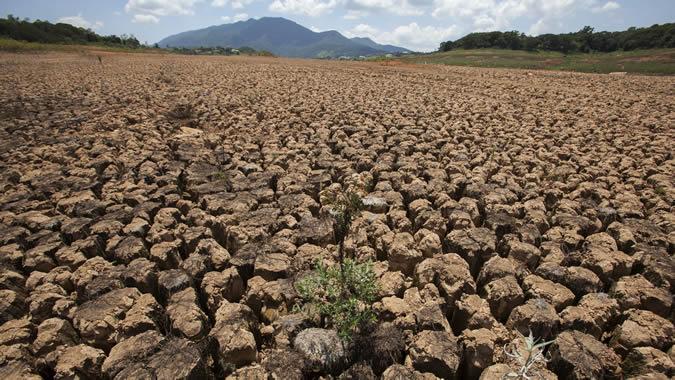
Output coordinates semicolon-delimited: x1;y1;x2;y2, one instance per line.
0;51;674;379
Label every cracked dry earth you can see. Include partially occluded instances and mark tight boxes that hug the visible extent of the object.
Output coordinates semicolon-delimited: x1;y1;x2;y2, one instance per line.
0;52;674;380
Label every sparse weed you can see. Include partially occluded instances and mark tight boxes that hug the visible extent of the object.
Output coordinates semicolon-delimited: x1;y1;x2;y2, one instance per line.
324;189;364;259
503;330;554;380
296;186;380;340
296;258;378;340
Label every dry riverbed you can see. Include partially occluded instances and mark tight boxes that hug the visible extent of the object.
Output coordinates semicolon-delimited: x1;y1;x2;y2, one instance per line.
0;52;673;379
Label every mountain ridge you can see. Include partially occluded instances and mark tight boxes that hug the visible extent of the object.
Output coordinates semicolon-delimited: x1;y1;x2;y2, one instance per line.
157;17;410;58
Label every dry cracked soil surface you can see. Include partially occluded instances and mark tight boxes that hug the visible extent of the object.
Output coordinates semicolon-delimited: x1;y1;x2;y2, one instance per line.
0;51;673;379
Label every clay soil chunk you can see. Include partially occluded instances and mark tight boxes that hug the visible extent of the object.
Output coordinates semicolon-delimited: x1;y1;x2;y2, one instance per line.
550;330;622;380
409;330;461;379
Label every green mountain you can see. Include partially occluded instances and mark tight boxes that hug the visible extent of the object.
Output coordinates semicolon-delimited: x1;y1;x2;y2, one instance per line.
158;17;410;58
349;36;409;54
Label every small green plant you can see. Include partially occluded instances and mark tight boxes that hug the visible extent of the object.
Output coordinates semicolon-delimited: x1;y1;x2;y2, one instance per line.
323;189;364;263
503;330;554;380
296;258;378;340
296;187;379;340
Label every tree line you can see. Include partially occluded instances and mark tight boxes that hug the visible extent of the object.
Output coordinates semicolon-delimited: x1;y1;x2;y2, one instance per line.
0;15;141;48
439;23;675;54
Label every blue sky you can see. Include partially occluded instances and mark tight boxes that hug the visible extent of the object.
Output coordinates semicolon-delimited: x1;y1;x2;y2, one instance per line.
1;0;673;51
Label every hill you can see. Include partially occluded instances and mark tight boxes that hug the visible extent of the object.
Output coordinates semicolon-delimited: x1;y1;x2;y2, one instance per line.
158;17;409;58
0;15;141;48
439;23;675;54
350;37;409;54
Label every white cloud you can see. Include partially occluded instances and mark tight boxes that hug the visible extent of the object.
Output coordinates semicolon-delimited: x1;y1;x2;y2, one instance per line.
347;0;425;16
268;0;340;16
431;0;492;18
344;22;459;52
221;13;249;22
57;14;104;30
212;0;254;9
344;23;378;36
125;0;202;17
432;0;598;35
592;1;620;13
132;14;161;23
527;18;546;35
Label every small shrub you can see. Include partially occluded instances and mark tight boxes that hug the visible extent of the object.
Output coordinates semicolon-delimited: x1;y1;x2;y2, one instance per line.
321;188;364;262
296;258;378;340
503;330;554;379
297;184;381;340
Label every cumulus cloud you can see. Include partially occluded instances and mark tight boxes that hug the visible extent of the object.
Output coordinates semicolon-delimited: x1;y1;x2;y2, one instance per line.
592;1;620;13
132;14;160;23
346;0;425;16
527;18;546;35
344;22;459;52
344;23;378;36
268;0;340;16
57;14;104;30
212;0;254;9
221;13;249;22
432;0;586;33
124;0;202;22
269;0;428;17
431;0;491;18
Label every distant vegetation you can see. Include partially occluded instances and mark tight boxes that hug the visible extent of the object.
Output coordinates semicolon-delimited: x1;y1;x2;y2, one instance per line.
0;15;141;48
389;48;675;75
399;23;675;74
0;15;274;56
440;23;675;54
